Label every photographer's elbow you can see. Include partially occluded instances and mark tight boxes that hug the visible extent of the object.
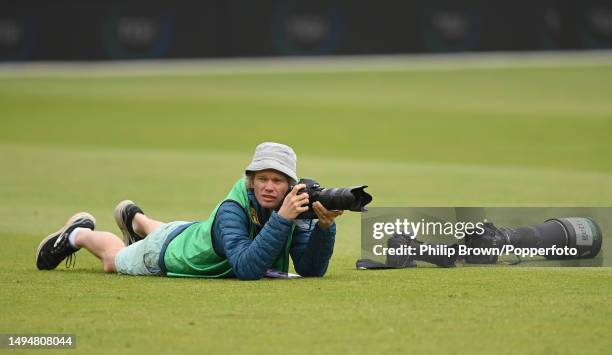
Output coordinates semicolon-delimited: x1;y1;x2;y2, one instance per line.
296;267;328;278
235;272;264;281
234;267;265;281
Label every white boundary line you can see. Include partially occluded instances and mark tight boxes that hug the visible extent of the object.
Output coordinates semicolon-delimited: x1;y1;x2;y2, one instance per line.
1;50;612;78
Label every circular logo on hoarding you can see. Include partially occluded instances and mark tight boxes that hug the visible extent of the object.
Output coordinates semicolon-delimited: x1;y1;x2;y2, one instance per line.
0;18;35;61
421;9;481;52
273;3;344;55
582;5;612;48
102;14;174;59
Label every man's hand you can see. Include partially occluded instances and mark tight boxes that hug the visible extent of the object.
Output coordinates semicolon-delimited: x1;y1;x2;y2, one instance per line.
278;184;309;221
313;201;343;229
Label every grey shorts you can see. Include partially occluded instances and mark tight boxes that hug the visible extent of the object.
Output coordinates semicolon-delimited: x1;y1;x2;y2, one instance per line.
114;221;190;276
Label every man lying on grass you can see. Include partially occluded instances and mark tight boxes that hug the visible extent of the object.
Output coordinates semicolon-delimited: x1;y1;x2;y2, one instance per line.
35;142;343;280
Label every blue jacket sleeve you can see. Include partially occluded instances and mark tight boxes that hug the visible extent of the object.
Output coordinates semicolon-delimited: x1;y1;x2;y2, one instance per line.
290;220;336;277
212;201;293;281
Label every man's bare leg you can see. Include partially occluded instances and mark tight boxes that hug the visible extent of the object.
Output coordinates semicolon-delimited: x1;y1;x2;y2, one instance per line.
132;213;165;237
114;200;165;243
35;210;162;273
73;229;125;273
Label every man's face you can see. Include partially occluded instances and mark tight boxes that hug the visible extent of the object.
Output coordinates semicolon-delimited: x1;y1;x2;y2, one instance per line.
251;170;290;209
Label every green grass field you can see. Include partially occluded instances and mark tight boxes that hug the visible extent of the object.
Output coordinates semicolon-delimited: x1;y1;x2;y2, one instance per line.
1;55;612;354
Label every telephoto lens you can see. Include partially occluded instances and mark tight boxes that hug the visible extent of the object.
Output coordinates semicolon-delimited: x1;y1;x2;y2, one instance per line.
464;217;603;263
502;217;602;259
293;178;372;219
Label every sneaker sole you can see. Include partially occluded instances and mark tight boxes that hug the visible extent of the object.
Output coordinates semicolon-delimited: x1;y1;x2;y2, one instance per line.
114;200;135;245
35;212;96;264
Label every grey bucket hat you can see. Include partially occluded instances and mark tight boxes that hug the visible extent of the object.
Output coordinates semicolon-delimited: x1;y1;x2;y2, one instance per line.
245;142;298;183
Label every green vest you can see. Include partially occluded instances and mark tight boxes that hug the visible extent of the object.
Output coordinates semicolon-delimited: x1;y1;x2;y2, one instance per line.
163;177;294;278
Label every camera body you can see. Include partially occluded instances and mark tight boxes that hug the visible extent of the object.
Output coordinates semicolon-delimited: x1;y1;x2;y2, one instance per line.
289;178;372;219
464;221;507;263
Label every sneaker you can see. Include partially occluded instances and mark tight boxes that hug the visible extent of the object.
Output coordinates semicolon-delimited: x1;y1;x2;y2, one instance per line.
36;212;96;270
114;200;144;245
